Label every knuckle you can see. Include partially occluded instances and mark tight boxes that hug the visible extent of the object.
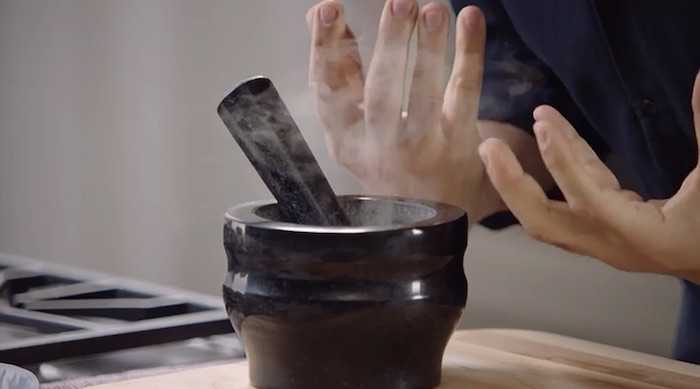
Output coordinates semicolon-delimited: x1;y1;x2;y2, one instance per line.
312;31;329;48
313;38;325;48
450;75;479;96
510;171;530;188
499;170;530;193
568;198;604;222
522;223;548;243
412;66;430;81
497;174;520;193
412;95;444;118
328;142;352;167
365;112;384;130
609;261;635;273
336;150;355;167
413;63;440;84
422;94;444;108
326;135;363;171
365;101;392;129
568;199;591;216
540;146;562;169
318;110;340;129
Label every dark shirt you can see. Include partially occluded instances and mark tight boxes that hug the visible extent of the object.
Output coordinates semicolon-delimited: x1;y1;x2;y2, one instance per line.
450;0;700;363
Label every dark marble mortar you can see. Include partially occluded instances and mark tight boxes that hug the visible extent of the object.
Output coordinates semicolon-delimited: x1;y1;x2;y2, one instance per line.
223;196;468;389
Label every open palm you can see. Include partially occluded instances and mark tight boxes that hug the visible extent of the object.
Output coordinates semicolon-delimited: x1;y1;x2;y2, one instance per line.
480;73;700;282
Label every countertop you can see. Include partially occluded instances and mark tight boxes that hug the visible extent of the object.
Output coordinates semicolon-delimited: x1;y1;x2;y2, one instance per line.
86;328;700;389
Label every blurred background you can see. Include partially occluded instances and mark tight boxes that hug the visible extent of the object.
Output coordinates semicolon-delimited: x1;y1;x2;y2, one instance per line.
0;0;680;357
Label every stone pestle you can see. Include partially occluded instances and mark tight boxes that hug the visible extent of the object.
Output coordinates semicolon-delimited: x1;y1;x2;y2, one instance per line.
217;76;350;226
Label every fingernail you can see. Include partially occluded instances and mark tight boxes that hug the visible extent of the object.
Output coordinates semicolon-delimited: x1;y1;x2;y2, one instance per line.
320;3;338;26
392;0;414;17
460;6;478;29
424;8;444;32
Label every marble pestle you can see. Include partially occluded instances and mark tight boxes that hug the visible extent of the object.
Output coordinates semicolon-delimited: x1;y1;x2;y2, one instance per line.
217;76;350;226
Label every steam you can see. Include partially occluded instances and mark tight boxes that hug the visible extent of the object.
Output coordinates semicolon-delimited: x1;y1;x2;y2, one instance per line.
478;45;545;120
291;6;458;225
258;196;436;227
271;1;544;226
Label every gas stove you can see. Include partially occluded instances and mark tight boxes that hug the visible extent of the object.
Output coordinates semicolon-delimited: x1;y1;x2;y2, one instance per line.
0;254;241;383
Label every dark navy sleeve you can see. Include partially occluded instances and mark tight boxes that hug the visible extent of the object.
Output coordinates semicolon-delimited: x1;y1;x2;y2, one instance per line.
674;280;700;364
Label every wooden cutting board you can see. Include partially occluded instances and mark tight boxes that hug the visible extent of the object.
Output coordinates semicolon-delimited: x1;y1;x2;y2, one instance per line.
89;329;700;389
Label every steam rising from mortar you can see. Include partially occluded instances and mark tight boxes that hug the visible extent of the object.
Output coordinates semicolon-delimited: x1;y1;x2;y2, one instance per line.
218;77;350;226
229;1;538;225
300;1;542;222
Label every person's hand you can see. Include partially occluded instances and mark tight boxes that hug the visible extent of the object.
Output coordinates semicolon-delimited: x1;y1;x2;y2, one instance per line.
479;72;700;283
306;0;502;222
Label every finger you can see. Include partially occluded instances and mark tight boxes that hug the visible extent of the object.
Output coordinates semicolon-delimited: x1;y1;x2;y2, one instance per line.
405;2;449;139
534;105;620;190
443;6;485;147
532;115;602;208
309;1;364;135
306;4;316;31
364;0;418;138
479;138;575;243
693;70;700;155
666;72;700;203
668;167;700;207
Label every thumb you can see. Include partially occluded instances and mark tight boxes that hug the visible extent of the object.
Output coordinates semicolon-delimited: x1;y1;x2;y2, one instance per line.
672;68;700;199
693;70;700;155
662;71;700;207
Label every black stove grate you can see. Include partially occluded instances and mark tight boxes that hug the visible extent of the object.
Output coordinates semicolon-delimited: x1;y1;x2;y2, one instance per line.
0;254;232;365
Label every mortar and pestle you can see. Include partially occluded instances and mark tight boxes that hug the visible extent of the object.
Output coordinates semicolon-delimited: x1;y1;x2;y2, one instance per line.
218;77;468;389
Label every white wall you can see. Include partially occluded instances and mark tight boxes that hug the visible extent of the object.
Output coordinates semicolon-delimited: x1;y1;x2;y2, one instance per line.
0;0;680;356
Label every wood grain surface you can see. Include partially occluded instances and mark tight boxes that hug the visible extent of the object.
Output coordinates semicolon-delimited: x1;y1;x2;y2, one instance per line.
88;329;700;389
